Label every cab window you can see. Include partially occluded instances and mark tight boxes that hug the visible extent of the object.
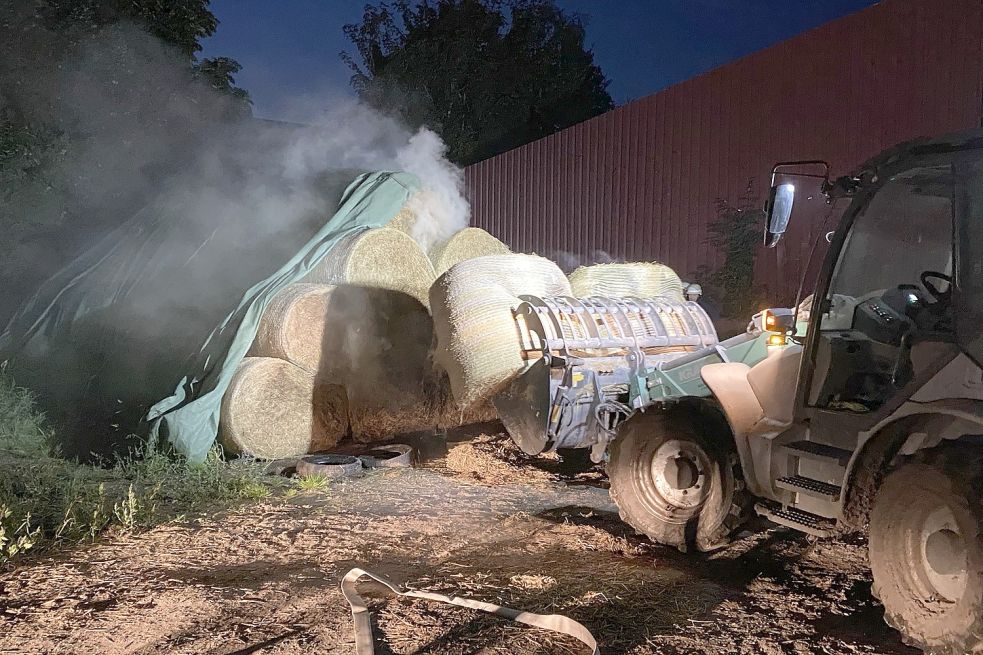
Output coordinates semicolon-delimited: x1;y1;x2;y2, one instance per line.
810;164;955;411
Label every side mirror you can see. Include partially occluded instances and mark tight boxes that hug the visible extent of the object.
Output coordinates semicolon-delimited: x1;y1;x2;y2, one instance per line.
763;183;795;248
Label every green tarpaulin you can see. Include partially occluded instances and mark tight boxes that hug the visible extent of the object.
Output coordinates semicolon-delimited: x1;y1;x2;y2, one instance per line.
0;171;419;462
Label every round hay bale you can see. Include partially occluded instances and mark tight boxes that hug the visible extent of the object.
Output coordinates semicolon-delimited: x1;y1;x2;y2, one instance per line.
301;227;436;309
250;284;439;442
568;262;685;301
430;253;571;407
220;357;348;459
250;284;433;378
386;206;416;236
249;283;340;377
429;227;511;277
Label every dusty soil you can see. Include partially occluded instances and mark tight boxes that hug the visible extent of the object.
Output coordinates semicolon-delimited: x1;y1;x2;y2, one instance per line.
0;433;917;655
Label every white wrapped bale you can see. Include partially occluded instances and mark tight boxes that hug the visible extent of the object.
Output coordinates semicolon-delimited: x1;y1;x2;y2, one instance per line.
568;262;685;301
429;227;511;277
430;254;571;407
220;357;348;459
301;227;436;309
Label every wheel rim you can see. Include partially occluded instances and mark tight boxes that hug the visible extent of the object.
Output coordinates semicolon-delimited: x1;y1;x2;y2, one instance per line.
919;506;969;602
643;439;710;515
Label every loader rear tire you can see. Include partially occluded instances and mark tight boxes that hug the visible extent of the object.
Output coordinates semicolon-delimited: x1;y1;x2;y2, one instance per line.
607;407;747;552
869;447;983;654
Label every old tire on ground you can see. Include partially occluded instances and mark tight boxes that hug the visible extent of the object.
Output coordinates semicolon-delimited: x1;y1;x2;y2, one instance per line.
358;444;415;469
295;454;363;479
869;447;983;654
607;408;747;552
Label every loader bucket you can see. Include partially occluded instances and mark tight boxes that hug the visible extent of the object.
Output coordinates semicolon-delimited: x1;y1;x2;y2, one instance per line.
493;358;552;455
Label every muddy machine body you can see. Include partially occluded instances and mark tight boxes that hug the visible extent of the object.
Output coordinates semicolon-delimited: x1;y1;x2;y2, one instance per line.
494;129;983;654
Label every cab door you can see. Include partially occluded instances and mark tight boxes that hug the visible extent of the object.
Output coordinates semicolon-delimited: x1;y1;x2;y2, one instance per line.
803;161;958;426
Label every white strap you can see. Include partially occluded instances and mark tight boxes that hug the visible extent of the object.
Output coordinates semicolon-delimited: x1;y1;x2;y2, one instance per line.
341;567;600;654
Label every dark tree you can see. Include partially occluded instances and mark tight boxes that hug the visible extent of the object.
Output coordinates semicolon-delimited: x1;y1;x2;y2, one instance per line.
343;0;614;165
0;0;251;323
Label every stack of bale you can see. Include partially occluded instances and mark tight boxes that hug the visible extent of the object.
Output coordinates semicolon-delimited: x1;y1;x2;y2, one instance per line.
219;194;515;459
568;262;685;301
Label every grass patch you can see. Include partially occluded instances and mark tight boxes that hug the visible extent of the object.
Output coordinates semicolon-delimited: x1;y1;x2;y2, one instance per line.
0;373;284;564
294;474;329;492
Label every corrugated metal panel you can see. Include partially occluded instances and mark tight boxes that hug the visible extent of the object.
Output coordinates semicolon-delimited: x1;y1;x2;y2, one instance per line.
464;0;983;302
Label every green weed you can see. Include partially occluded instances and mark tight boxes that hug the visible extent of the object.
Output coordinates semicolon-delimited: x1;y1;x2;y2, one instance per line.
294;474;329;491
0;373;283;564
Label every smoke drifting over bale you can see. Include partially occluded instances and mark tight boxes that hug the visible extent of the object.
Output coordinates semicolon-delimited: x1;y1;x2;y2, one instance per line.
0;16;471;458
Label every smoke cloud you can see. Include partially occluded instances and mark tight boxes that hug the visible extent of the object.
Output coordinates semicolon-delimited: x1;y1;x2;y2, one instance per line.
0;16;470;457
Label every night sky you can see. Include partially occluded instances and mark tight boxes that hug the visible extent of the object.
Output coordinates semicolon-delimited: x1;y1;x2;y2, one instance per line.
200;0;880;120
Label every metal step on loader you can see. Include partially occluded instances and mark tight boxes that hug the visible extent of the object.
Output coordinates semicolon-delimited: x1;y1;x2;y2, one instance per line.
493;128;983;654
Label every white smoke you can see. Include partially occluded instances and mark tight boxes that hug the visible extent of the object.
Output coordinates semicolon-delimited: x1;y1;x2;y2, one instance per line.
396;129;471;250
273;99;470;251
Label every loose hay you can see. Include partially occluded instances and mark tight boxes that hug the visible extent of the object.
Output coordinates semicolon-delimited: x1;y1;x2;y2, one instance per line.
568;262;684;301
301;227;436;308
429;227;511;277
220;357;348;459
430;253;571;407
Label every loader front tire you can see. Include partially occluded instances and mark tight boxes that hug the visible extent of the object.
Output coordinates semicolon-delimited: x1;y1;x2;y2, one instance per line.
869;447;983;654
607;408;747;552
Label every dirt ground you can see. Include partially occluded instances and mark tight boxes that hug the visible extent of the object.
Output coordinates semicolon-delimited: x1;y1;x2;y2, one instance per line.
0;433;918;655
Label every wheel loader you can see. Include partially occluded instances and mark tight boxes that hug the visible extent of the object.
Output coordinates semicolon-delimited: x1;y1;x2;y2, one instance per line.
493;128;983;653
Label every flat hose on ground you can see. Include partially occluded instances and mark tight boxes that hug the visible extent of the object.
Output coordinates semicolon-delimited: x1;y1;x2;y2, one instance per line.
341;567;600;654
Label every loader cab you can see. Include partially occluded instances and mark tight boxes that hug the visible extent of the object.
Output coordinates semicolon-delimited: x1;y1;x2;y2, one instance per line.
803;163;957;417
762;140;983;433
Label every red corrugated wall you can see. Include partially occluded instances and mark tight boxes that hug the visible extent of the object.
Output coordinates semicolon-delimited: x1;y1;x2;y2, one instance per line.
464;0;983;302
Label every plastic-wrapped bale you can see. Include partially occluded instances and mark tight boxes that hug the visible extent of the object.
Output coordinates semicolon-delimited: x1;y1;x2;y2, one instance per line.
301;227;436;309
430;253;571;407
429;227;511;277
220;357;349;459
568;262;685;301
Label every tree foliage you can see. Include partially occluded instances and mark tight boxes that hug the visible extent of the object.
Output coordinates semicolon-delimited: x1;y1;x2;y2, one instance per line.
697;181;767;318
343;0;614;165
0;0;250;322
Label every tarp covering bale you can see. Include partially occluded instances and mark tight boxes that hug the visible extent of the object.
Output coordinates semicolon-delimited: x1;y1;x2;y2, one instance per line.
301;228;435;308
220;357;348;459
430;254;571;407
568;262;685;301
430;227;511;276
0;171;419;462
